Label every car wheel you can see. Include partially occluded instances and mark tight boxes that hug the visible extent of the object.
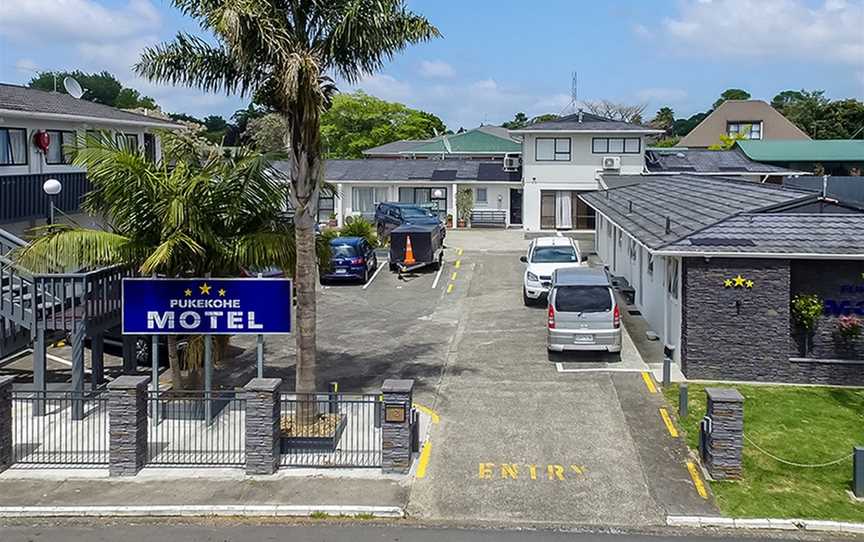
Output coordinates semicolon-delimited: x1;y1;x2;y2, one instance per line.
523;287;533;307
361;267;369;283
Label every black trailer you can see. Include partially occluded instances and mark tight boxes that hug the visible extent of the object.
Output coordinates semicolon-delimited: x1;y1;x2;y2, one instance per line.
389;223;445;272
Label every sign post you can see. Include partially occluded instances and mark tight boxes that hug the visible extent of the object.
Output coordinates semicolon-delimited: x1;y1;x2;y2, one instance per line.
256;272;264;379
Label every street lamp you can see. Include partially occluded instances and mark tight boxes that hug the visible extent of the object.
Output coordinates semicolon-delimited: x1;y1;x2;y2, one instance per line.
43;178;62;225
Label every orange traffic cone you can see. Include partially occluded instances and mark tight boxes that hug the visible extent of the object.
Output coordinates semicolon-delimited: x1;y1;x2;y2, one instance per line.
404;235;416;266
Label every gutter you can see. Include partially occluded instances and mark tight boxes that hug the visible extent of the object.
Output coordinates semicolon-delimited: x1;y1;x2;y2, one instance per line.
653;249;864;260
0;108;182;130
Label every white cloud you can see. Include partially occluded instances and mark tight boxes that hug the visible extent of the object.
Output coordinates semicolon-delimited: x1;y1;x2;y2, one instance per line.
661;0;864;66
636;88;688;103
418;60;455;79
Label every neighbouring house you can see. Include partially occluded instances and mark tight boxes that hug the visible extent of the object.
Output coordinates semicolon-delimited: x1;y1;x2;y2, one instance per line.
783;175;864;205
509;111;664;231
581;174;864;385
736;139;864;176
677;100;810;148
643;146;805;184
362;125;521;160
0;83;182;229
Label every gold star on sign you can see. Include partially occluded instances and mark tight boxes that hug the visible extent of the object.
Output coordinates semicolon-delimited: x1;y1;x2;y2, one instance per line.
218;288;226;297
733;274;746;287
184;289;192;297
745;280;754;288
199;282;212;295
723;279;733;288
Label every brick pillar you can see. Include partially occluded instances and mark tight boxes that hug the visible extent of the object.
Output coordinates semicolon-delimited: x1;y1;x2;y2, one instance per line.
244;378;281;475
107;375;150;477
0;376;14;472
381;379;414;474
704;387;744;480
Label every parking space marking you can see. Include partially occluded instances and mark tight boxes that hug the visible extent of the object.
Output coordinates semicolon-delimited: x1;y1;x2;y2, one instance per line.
686;461;709;499
431;262;445;289
641;371;658;394
447;283;454;294
556;363;646;374
361;260;386;290
451;272;457;281
659;408;679;438
457;248;463;256
454;260;461;269
413;402;440;424
416;441;432;479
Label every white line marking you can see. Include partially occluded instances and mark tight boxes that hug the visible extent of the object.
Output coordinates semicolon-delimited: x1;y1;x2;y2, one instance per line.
555;362;646;373
0;504;404;518
431;261;446;289
47;354;92;374
362;260;387;290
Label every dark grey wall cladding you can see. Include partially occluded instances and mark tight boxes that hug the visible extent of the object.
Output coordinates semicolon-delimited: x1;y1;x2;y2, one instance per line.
791;260;864;360
682;258;864;385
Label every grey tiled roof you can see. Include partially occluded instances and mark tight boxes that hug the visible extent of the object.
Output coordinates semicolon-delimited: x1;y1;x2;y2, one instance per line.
661;214;864;255
512;112;663;133
273;158;521;183
645;148;795;174
580;175;814;249
0;83;181;128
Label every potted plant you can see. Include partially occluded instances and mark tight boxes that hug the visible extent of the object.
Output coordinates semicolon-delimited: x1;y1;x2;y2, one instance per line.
791;294;823;356
836;314;862;342
456;188;473;228
446;213;453;228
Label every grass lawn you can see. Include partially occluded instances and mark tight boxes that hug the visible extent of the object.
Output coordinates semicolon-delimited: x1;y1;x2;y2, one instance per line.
664;383;864;521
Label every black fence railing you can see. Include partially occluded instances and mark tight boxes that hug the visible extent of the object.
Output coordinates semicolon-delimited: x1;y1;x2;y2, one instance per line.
0;172;90;224
147;390;246;467
11;390;108;467
279;393;382;468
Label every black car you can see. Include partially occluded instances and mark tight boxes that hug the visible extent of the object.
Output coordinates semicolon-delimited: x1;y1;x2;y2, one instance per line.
374;202;446;242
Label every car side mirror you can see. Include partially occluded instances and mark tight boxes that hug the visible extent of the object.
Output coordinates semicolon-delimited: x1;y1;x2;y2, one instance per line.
519;256;528;263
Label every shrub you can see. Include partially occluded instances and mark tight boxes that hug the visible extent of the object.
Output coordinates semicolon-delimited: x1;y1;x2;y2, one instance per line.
837;314;862;341
791;294;823;333
456;188;473;222
339;217;377;246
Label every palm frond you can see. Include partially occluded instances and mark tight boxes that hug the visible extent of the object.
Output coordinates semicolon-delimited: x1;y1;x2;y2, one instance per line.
13;226;134;273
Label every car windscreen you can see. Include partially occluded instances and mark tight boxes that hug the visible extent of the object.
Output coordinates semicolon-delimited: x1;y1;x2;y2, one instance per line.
400;206;434;218
331;245;357;258
531;246;577;263
554;286;612;313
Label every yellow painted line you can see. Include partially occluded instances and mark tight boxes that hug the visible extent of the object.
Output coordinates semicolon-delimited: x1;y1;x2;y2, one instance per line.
457;248;463;256
451;272;458;281
447;283;454;294
687;461;709;499
641;371;657;394
416;441;432;479
454;260;461;269
659;408;679;438
413;402;440;424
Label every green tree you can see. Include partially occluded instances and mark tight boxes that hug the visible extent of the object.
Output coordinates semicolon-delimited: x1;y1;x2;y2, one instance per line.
771;90;806;113
232;103;268;137
708;131;748;150
713;88;751;110
319;91;445;158
502;112;528;130
114;87;158;109
168;112;203;125
246;113;289;153
531;113;559;124
15;133;321;390
672;112;709;137
772;89;864;139
650;107;675;132
136;0;438;409
29;70;122;105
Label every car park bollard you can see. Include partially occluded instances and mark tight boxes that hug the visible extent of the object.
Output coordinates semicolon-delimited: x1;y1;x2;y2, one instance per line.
703;388;744;480
381;379;414;474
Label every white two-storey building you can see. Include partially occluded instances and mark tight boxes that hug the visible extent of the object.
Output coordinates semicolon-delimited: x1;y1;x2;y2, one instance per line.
510;112;663;232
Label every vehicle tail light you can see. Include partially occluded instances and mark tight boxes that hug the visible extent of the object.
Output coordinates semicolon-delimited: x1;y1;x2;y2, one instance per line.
547;303;555;329
351;258;365;265
613;304;620;328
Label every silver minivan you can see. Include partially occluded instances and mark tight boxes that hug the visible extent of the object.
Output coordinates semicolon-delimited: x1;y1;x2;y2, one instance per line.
546;267;621;353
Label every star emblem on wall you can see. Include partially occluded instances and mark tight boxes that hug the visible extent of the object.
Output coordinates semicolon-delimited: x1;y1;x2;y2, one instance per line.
184;288;192;297
723;274;754;289
199;282;212;295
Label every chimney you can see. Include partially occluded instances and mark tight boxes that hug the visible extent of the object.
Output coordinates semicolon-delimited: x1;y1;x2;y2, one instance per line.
577;108;584;123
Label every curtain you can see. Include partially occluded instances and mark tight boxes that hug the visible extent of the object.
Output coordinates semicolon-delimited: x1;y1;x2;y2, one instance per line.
555;191;572;229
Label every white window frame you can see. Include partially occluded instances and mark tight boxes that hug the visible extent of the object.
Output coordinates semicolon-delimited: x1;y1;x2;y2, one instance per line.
591;137;641;154
727;121;763;140
535;137;571;161
475;187;488;204
0;127;28;166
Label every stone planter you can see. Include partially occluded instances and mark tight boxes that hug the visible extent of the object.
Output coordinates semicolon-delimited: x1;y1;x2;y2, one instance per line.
280;414;347;452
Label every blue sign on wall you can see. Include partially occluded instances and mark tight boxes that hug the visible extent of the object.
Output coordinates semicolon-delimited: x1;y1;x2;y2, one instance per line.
122;278;292;335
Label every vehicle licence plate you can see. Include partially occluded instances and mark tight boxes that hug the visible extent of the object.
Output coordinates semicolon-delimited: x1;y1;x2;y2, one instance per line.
335;268;347;274
573;335;594;343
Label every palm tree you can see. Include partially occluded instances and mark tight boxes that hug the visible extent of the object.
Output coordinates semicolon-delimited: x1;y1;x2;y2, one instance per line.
15;132;325;390
135;1;439;407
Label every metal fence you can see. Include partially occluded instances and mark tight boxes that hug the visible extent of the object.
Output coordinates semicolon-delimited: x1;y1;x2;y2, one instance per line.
11;390;109;466
279;393;382;468
147;390;246;467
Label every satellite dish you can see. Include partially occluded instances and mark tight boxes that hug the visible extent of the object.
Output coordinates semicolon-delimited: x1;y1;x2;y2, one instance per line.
63;76;84;99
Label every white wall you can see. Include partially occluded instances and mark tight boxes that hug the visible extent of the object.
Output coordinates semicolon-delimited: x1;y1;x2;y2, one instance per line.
0;117;161;177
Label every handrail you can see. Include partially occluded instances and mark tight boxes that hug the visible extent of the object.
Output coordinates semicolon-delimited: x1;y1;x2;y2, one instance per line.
32;263;126;280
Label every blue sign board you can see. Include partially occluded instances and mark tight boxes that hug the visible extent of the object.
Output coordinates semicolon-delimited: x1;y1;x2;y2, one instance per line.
122;278;292;335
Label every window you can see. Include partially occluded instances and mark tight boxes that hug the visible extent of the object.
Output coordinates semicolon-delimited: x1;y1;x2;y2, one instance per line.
45;130;76;165
727;121;762;140
317;194;335;223
0;128;27;166
591;137;641;154
144;133;157;163
554;286;612;313
116;133;139;151
530;245;577;263
352;187;389;218
475;187;487;204
535;137;570;161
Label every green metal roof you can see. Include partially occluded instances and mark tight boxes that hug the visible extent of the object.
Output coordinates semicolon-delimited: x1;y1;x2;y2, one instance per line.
736;140;864;162
408;128;520;154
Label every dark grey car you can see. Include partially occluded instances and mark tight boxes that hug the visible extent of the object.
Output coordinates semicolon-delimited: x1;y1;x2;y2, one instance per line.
547;267;621;353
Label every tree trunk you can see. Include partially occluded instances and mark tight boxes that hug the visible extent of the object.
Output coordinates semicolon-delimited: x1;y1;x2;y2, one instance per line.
167;334;182;391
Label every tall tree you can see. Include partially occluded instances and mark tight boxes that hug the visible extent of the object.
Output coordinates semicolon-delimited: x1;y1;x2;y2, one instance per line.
650;107;675;133
581;100;647;123
29;70;157;109
713;88;751;109
136;0;438;413
771;89;864;139
502;112;529;130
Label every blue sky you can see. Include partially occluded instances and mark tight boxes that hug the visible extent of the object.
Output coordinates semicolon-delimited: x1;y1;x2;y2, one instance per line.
1;0;862;129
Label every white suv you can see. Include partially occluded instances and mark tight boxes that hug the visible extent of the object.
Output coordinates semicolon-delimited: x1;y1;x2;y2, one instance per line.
520;237;585;306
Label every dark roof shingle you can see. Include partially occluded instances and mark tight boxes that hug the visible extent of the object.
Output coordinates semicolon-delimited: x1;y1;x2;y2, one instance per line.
274;158;521;183
512;112;663;133
645;148;796;174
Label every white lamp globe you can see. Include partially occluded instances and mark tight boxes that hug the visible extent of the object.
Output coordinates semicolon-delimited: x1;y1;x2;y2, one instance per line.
43;178;62;195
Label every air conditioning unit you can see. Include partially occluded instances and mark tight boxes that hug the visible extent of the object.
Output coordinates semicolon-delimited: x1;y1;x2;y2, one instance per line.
602;156;621;170
503;154;521;172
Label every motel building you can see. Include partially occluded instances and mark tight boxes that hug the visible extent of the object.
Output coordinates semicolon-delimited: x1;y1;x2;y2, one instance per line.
581;174;864;386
